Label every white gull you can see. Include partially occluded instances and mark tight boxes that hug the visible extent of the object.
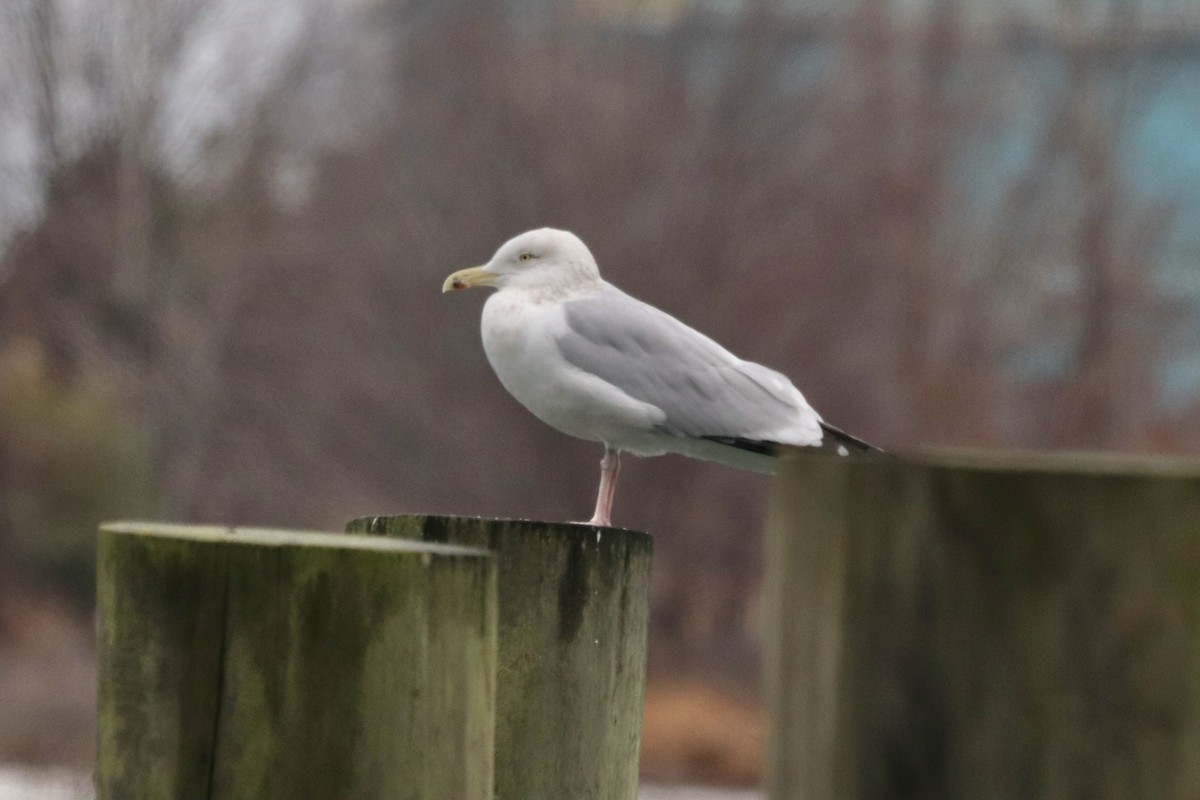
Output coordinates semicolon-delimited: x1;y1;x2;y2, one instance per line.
443;228;875;527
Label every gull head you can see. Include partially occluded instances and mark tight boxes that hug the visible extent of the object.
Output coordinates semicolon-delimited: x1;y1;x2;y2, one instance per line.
442;228;601;293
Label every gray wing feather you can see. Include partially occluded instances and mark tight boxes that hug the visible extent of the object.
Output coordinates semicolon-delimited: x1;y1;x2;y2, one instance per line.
557;290;804;440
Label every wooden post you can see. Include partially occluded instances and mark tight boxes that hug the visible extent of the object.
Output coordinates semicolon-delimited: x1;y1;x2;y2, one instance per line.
346;515;653;800
96;522;496;800
765;450;1200;800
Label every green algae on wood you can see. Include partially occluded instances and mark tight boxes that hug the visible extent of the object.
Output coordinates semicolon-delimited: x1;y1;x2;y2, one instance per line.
96;522;496;800
765;451;1200;800
347;515;653;800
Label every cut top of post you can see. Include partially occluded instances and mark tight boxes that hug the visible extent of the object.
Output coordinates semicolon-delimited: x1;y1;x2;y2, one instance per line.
100;521;491;558
801;445;1200;478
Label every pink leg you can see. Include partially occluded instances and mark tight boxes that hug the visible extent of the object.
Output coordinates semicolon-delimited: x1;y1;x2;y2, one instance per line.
587;445;621;527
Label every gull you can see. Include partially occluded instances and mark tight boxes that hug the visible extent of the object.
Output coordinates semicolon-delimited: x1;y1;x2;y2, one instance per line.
442;228;876;527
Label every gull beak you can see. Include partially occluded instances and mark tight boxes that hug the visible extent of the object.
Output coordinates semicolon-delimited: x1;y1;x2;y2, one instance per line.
442;265;496;293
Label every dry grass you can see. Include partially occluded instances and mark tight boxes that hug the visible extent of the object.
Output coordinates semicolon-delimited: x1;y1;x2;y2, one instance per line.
640;680;765;787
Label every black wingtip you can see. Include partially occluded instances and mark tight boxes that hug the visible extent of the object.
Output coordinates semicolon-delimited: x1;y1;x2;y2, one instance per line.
818;422;882;454
701;424;881;458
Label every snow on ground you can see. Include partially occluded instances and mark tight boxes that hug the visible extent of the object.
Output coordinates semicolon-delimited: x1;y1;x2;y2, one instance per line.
638;786;762;799
0;765;760;800
0;766;92;800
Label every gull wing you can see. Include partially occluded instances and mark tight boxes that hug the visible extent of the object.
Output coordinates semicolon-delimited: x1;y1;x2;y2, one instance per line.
556;287;823;446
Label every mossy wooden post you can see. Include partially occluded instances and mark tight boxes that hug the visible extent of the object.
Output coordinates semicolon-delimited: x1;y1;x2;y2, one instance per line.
347;515;652;800
765;451;1200;800
96;523;496;800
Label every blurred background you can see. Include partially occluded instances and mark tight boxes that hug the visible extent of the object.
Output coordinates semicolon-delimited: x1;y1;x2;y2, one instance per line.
1;0;1198;790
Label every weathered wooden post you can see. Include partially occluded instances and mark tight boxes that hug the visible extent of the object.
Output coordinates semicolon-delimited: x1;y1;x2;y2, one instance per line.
96;522;496;800
765;450;1200;800
346;515;652;800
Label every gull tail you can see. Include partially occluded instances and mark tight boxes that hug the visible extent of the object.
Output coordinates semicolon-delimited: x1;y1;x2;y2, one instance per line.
700;422;881;463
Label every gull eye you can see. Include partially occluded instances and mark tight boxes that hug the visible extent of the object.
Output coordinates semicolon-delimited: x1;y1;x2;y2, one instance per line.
518;252;534;262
